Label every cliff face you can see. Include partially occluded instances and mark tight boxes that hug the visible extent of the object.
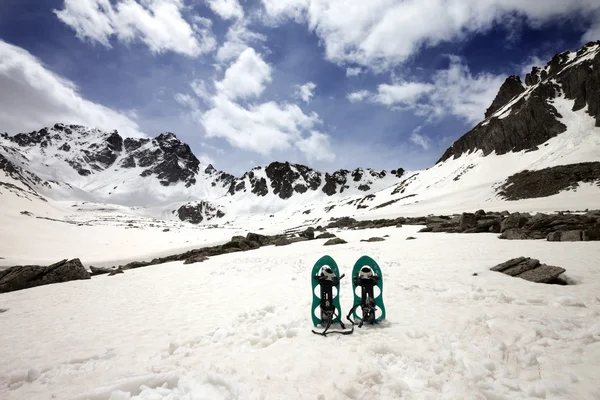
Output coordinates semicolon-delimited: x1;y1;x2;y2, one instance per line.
437;41;600;164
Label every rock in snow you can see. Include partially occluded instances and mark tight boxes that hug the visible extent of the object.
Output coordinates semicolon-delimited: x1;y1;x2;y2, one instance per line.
490;257;566;283
0;258;90;293
324;238;347;246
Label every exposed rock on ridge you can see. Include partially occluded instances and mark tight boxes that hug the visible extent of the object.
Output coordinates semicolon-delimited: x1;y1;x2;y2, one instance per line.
438;41;600;164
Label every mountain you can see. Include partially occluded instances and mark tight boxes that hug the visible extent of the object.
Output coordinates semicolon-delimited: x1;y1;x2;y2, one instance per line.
358;41;600;216
1;42;600;228
0;123;405;223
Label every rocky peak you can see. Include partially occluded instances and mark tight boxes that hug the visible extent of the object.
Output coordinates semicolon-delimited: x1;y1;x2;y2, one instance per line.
437;41;600;164
484;75;525;118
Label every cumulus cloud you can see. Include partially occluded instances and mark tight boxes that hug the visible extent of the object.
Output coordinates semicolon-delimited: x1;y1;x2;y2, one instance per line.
54;0;216;57
215;20;267;65
349;56;505;124
410;129;431;150
174;48;334;160
295;131;335;162
347;90;370;103
260;0;600;70
373;82;434;107
206;0;244;20
215;48;272;100
346;67;362;77
0;40;143;137
294;82;317;103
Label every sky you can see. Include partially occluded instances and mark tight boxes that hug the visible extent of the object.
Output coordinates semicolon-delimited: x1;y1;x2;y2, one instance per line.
0;1;599;175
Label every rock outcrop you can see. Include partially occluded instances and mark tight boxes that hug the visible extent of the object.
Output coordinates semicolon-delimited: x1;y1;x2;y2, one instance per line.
490;257;566;284
0;258;90;293
438;41;600;164
497;162;600;200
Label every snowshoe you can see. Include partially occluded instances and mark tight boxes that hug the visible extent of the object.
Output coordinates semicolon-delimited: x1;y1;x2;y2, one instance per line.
349;255;386;327
310;255;353;336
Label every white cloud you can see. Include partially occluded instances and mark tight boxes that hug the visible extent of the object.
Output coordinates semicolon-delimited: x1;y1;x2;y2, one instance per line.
346;67;362;77
294;82;317;103
54;0;216;57
347;90;370;103
216;48;272;100
260;0;600;70
215;20;267;65
202;94;321;154
206;0;244;20
295;131;335;162
171;48;333;161
0;40;143;137
349;56;504;124
174;93;199;109
426;56;505;123
410;131;430;150
190;79;213;104
373;82;434;107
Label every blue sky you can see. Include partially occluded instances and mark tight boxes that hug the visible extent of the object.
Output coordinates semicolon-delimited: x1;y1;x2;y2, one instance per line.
0;0;599;174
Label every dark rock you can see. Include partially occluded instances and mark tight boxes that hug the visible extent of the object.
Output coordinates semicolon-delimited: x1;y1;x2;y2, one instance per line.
498;228;531;240
361;237;385;242
484;75;526;118
406;236;417;240
246;232;270;245
497;162;600;200
108;268;124;276
176;201;225;224
0;258;90;293
300;227;315;240
472;273;478;276
547;230;586;242
231;235;246;242
437;42;600;164
326;217;358;228
163;228;170;232
475;209;486;217
324;238;347;246
121;261;151;270
500;213;530;232
89;266;113;276
184;255;209;264
459;213;477;230
274;237;292;246
316;232;336;239
490;257;566;283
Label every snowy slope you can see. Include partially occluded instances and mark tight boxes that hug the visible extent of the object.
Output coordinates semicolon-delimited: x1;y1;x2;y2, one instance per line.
1;227;599;399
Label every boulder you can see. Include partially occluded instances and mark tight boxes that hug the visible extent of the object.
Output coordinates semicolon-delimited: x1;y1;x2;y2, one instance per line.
459;213;477;230
89;266;113;276
246;232;270;245
316;232;336;239
406;236;417;240
324;238;347;246
361;237;385;242
490;257;566;283
108;269;124;276
184;255;209;264
274;238;292;246
0;258;90;293
499;228;531;240
501;213;529;232
547;230;586;242
300;227;315;240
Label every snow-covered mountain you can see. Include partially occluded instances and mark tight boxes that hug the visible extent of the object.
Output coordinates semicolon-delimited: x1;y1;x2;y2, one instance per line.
1;41;600;226
0;123;404;222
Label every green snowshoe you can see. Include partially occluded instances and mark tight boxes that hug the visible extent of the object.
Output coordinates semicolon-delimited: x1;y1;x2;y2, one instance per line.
350;255;386;326
310;255;352;336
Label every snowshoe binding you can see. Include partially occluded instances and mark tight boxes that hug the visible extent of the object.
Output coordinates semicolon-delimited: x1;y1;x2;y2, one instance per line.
348;255;386;327
310;255;353;336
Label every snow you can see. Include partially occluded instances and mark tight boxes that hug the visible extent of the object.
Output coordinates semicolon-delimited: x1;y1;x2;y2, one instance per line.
1;226;600;399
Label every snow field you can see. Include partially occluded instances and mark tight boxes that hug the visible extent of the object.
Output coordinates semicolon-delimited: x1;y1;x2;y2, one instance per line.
1;226;599;399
